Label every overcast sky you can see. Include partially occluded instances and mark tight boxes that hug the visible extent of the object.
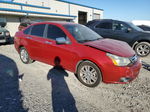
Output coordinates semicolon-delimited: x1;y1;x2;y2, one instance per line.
65;0;150;22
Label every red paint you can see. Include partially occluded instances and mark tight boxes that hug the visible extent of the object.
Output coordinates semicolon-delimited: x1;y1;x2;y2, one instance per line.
84;39;135;57
14;22;141;84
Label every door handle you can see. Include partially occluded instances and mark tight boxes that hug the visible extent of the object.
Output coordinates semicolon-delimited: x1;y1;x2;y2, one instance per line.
45;41;52;44
26;37;32;39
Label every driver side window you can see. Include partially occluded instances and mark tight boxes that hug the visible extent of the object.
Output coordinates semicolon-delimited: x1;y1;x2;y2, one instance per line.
96;22;112;29
113;22;128;31
46;25;66;40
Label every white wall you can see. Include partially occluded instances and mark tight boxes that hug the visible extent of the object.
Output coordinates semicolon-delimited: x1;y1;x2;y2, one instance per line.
1;0;103;36
132;20;150;26
14;0;50;7
13;0;103;23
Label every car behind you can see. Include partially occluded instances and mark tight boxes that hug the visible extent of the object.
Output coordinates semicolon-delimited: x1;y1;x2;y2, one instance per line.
0;18;11;44
86;19;150;57
138;25;150;31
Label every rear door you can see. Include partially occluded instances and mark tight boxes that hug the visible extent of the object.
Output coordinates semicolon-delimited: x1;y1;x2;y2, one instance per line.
24;24;47;62
93;21;114;38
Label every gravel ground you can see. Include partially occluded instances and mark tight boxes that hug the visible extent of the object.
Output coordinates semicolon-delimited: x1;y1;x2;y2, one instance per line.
0;44;150;112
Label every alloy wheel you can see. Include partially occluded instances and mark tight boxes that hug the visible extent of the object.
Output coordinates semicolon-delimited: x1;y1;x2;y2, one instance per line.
79;65;98;85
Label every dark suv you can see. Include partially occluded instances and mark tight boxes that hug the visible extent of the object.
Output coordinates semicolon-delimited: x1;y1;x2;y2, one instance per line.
0;18;11;44
138;25;150;31
86;19;150;57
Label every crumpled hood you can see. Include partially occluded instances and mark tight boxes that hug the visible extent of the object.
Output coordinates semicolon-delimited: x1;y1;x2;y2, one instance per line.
84;39;135;57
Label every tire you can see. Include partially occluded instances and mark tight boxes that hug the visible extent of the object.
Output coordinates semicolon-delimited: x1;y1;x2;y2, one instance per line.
135;42;150;57
19;47;34;64
77;61;102;87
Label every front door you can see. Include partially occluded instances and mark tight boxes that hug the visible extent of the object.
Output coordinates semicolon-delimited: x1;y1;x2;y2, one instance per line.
111;21;137;44
43;24;78;71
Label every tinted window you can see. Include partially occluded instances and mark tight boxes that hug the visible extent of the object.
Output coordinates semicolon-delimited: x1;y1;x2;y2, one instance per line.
47;25;66;40
24;26;31;34
86;20;96;27
113;22;128;31
96;22;112;29
31;24;45;37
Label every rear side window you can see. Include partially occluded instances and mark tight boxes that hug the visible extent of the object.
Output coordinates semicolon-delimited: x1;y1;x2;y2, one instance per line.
96;22;112;29
30;24;46;37
47;25;66;40
86;21;96;27
24;26;31;34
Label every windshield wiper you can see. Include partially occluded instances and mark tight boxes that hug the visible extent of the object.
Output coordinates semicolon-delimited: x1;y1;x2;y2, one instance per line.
78;38;102;43
93;38;102;41
78;39;93;43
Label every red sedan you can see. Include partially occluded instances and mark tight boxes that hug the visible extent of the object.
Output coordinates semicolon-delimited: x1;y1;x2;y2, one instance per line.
14;22;141;87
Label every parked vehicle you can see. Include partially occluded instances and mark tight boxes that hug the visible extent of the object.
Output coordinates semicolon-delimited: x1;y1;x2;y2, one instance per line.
138;25;150;31
14;22;141;87
18;23;29;31
18;20;42;31
0;18;11;44
86;19;150;57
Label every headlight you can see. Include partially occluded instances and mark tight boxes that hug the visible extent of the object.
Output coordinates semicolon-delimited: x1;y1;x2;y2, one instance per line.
107;53;131;66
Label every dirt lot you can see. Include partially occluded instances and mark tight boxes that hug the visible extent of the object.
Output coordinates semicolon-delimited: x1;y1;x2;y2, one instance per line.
0;44;150;112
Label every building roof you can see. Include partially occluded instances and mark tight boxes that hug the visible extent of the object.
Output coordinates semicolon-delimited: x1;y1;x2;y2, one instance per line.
57;0;103;11
31;21;76;25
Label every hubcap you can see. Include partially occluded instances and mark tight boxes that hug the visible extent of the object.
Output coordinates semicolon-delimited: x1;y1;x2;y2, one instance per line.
20;49;28;62
137;44;150;56
80;65;98;85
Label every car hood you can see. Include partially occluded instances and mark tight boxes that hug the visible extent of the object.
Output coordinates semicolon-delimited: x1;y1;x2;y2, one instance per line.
84;39;135;57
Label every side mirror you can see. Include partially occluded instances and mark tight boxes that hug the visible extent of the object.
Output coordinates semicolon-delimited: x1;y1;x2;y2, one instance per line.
56;37;70;45
126;28;132;33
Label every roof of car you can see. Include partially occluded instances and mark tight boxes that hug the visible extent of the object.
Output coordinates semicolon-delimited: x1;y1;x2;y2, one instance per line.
91;19;113;22
31;21;76;25
87;19;130;25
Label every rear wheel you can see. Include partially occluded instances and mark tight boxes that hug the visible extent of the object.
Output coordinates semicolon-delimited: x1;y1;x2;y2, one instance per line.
77;61;102;87
135;42;150;57
19;47;34;64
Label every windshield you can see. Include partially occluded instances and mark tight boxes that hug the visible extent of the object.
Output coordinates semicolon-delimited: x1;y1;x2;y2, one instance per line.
63;24;103;43
127;22;143;31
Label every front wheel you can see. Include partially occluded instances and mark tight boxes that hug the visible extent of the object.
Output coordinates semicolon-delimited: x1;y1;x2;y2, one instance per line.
135;42;150;57
77;61;102;87
19;47;34;64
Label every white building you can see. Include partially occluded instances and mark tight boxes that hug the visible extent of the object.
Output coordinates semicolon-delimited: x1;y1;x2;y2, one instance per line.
0;0;103;36
132;20;150;26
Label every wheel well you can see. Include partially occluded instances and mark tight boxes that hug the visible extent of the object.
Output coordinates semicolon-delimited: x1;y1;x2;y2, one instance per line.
75;59;86;74
132;40;150;50
75;59;102;74
19;45;24;51
75;59;103;82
